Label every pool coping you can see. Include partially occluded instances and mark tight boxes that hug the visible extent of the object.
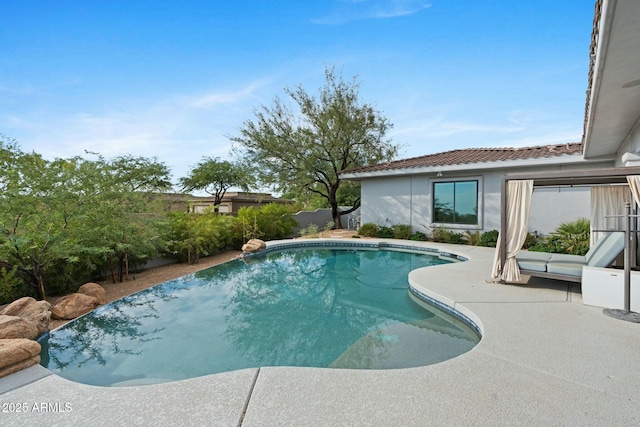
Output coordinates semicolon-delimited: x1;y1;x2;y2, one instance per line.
1;238;640;425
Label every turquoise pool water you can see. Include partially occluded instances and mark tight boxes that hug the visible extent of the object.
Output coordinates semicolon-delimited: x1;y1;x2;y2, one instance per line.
40;246;479;386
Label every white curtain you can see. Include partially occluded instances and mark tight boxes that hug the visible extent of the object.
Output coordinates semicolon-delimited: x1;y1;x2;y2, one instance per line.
590;185;631;245
627;176;640;207
491;180;533;282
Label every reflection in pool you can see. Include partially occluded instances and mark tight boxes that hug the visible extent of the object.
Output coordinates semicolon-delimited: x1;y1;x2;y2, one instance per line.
40;247;479;386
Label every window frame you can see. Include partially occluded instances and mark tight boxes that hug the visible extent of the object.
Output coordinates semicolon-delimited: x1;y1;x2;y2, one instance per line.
431;177;483;229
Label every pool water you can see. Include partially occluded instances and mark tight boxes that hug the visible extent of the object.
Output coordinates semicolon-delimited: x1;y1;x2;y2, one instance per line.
40;247;479;386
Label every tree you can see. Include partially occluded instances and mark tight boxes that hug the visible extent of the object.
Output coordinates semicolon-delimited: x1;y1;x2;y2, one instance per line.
179;157;253;208
231;66;398;228
0;136;172;300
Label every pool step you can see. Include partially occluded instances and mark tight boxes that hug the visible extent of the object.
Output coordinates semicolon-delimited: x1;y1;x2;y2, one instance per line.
329;319;474;369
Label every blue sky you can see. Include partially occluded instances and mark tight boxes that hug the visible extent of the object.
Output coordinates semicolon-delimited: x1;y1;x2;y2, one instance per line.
1;0;595;185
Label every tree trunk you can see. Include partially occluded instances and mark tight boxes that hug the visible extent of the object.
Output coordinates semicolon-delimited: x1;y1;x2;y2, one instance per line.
332;203;342;229
109;258;116;284
329;185;342;229
118;254;125;283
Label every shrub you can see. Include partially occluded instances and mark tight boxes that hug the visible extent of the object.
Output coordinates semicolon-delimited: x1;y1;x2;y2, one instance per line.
410;231;428;241
523;232;538;249
528;239;562;253
299;224;319;238
528;218;590;255
167;211;239;263
392;224;412;240
480;230;499;247
358;223;379;237
237;203;298;242
447;232;465;244
430;227;464;244
0;266;27;305
378;226;394;238
464;231;482;246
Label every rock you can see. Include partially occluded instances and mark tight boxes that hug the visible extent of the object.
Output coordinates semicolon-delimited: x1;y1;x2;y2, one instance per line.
26;311;51;336
0;339;41;378
78;282;107;305
50;293;99;320
0;297;39;316
0;297;51;335
0;355;41;378
0;315;39;340
241;238;267;253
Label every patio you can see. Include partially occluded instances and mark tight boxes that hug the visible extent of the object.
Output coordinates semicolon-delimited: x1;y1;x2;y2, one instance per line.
1;240;639;426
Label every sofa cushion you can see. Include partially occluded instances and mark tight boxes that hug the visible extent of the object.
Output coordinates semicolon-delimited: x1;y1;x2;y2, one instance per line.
549;253;587;264
517;259;548;272
516;251;552;262
546;262;584;277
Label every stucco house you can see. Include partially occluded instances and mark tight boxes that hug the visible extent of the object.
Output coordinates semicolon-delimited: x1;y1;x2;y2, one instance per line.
165;192;293;214
341;143;612;236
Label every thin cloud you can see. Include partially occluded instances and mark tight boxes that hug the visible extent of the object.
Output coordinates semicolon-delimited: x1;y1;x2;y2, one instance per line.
312;0;431;25
188;79;271;109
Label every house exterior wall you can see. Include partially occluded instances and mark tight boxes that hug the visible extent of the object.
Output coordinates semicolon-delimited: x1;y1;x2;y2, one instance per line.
359;162;611;236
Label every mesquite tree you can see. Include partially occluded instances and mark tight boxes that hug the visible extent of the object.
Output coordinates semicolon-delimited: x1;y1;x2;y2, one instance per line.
231;66;398;228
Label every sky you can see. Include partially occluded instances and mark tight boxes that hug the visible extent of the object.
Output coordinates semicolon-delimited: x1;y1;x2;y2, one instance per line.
1;0;596;187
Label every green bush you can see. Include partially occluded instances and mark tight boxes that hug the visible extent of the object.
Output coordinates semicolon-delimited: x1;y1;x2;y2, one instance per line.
464;231;482;246
358;223;379;237
392;224;412;240
237;203;298;242
480;230;499;247
528;218;590;255
528;239;562;254
523;232;538;249
0;266;27;305
410;231;428;241
167;211;239;263
429;227;465;244
299;223;320;237
378;226;394;238
448;232;465;244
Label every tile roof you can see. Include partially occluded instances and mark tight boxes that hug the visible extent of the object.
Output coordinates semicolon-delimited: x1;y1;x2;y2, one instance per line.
583;0;603;144
344;142;583;174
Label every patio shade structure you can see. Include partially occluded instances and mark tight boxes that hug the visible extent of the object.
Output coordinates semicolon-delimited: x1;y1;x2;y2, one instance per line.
492;166;640;283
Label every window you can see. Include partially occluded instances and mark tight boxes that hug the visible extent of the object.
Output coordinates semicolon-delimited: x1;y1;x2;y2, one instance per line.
433;180;478;225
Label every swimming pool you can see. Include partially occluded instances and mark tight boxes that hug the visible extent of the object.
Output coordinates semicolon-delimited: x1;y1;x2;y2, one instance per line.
40;243;480;386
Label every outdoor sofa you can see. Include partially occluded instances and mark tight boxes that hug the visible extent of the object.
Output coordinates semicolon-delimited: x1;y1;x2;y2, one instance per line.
516;232;625;283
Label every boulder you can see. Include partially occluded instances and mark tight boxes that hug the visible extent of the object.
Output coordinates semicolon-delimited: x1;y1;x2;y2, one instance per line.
78;282;107;305
51;293;99;320
0;297;51;335
25;311;51;336
1;297;40;316
0;355;41;378
241;238;267;253
0;315;39;340
0;339;41;378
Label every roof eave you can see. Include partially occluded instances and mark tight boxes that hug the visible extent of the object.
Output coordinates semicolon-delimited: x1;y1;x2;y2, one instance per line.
341;154;605;180
583;0;612;158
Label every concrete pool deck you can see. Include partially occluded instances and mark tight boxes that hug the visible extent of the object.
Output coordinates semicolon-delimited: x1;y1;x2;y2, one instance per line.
1;239;639;426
